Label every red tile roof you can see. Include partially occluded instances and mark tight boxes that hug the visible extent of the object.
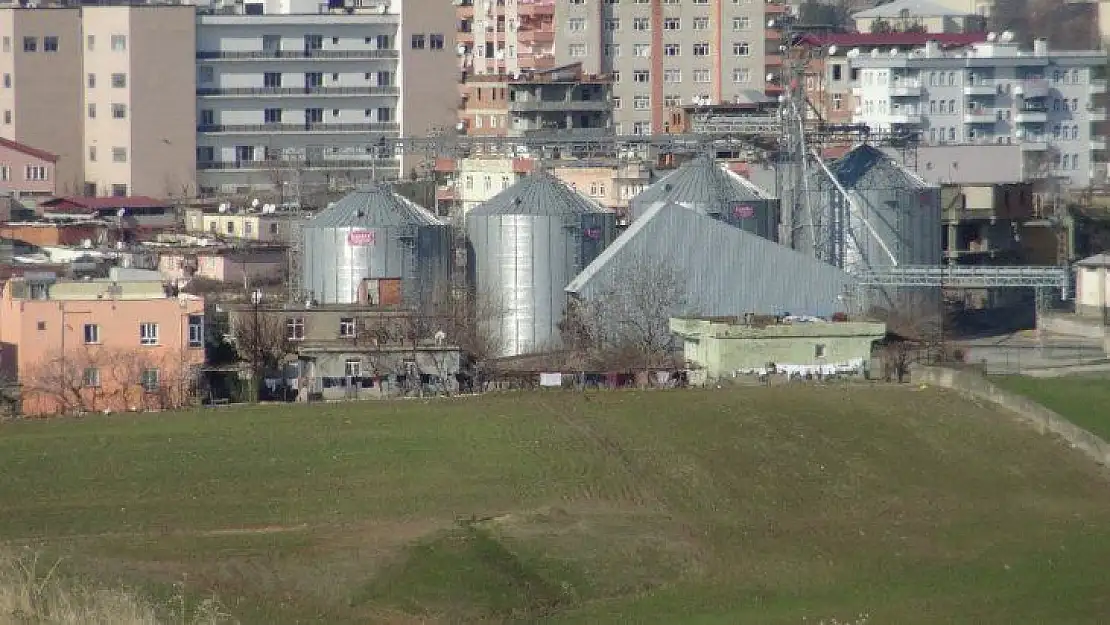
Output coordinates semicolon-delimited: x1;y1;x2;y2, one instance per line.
796;32;989;49
41;195;168;211
0;137;57;162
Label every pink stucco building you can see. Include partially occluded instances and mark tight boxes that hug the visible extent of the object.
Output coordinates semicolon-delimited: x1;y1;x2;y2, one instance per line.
0;137;57;197
0;269;205;416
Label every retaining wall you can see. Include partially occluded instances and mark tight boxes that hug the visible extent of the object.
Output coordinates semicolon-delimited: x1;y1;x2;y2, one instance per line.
914;366;1110;466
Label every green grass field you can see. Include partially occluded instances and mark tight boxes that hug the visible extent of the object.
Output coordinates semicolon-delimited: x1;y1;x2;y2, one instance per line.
991;375;1110;440
3;386;1110;624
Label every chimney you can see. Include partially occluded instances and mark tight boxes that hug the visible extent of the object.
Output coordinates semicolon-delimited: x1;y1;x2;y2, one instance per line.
1033;38;1048;57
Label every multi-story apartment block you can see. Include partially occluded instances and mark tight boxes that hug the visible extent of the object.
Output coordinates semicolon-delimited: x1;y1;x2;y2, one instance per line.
851;38;1107;188
458;0;556;76
554;0;766;134
195;0;455;195
0;6;196;198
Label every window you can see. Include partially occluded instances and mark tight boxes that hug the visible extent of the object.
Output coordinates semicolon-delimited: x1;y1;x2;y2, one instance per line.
604;43;620;57
89;146;97;161
264;108;281;123
633;95;650;110
263;72;281;88
693;69;711;83
43;36;58;52
732;68;750;83
612;96;622;109
693;43;710;56
339;317;356;338
0;166;7;180
86;34;94;51
568;44;587;58
663;44;680;56
140;368;159;393
139;322;159;346
22;37;36;52
112;104;126;119
410;34;425;49
111;184;127;197
111;73;126;88
832;93;843;110
112;147;127;162
87;73;97;88
2;74;9;89
632;70;650;83
2;110;8;125
663;18;680;30
733;42;750;56
188;315;204;348
633;44;650;57
832;65;843;81
569;18;586;31
663;69;681;83
633;17;649;30
732;16;750;30
604;19;620;31
429;34;444;49
24;166;47;181
286;317;305;340
83;323;100;344
692;17;710;30
814;344;826;359
344;359;362;378
226;221;235;234
83;367;100;388
111;35;126;51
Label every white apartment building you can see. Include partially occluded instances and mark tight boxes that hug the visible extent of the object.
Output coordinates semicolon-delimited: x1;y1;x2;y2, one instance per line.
851;38;1108;188
195;0;456;195
554;0;767;135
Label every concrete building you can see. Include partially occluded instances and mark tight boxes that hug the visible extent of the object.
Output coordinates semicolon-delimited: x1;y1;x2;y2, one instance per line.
149;244;286;284
0;137;57;198
1075;252;1110;320
457;0;556;77
669;316;886;383
0;6;196;198
37;196;175;241
850;38;1108;188
554;0;767;134
852;0;986;34
0;268;205;416
195;0;456;195
183;206;297;243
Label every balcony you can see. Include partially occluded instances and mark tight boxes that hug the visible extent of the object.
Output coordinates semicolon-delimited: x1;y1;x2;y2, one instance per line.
196;86;400;97
518;52;556;71
197;122;401;133
888;81;921;97
765;54;783;67
517;1;554;17
963;81;997;96
518;28;554;44
1092;138;1107;150
1020;140;1049;151
1015;109;1048;123
508;99;611;112
1089;107;1108;121
197;158;398;171
963;108;996;124
1014;79;1050;98
196;49;399;60
456;2;473;18
887;112;921;124
1090;79;1107;94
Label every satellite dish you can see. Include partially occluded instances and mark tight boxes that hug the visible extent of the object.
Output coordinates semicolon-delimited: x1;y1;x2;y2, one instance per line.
218;204;227;213
455;121;465;131
871;48;880;58
116;208;126;217
987;32;997;42
765;72;775;82
377;4;386;14
456;44;466;55
1000;31;1014;43
848;48;860;57
766;19;775;28
251;198;260;208
827;45;837;56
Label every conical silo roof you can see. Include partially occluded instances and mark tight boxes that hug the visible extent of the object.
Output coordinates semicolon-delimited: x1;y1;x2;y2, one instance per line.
307;184;443;228
468;171;611;217
825;144;931;190
633;153;773;210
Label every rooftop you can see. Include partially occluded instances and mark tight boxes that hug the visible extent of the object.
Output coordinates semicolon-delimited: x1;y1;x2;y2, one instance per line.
468;171;610;217
853;0;974;18
306;184;442;228
794;32;989;49
0;137;57;163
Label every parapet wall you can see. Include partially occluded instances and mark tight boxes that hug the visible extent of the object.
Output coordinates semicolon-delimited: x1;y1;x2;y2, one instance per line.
915;366;1110;466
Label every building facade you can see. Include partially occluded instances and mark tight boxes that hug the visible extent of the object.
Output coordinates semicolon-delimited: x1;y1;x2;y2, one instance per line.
0;137;57;197
0;6;196;198
851;39;1108;188
554;0;767;134
457;0;556;76
0;270;205;416
195;0;456;195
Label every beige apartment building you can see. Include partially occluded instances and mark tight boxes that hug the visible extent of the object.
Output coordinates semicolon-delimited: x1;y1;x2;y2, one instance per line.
555;0;767;134
0;6;195;198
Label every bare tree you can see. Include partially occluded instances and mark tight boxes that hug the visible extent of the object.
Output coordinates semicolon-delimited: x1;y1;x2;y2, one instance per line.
564;260;687;370
231;310;294;400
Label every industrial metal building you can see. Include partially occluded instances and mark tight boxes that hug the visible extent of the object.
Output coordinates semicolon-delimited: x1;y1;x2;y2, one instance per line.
566;202;857;321
302;185;451;307
467;172;617;358
630;153;780;241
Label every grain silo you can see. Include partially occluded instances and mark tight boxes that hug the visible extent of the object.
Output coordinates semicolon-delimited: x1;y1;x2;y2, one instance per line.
302;184;451;307
467;172;616;358
630;153;779;241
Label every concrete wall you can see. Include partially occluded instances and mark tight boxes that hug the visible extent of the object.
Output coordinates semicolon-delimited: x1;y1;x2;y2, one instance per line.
1037;312;1107;340
915;365;1110;466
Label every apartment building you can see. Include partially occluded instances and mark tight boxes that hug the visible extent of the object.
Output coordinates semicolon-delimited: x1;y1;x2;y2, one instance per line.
554;0;766;134
852;0;986;34
195;0;455;195
0;137;57;197
0;269;205;416
0;6;196;198
458;0;556;76
851;38;1108;188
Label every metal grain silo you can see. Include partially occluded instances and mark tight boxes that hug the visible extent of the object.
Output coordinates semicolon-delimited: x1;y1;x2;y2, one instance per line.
467;172;616;358
630;153;779;241
302;184;450;307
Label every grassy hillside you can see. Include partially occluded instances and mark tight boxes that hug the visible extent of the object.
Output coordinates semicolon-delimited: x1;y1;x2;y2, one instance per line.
2;386;1110;624
992;375;1110;439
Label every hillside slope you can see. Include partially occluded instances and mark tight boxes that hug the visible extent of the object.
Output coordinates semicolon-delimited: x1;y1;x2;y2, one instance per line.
1;386;1109;624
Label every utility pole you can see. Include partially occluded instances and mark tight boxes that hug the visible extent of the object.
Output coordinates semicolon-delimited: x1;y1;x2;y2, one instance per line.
250;288;263;402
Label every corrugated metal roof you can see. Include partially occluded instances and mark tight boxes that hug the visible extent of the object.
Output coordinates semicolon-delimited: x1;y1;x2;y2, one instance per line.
467;171;610;217
632;154;773;213
567;202;855;318
827;144;931;190
306;184;443;228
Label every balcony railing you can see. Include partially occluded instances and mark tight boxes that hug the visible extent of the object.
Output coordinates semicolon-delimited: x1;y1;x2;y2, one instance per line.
198;159;399;171
198;122;401;133
508;99;611;112
196;49;399;60
196;86;400;96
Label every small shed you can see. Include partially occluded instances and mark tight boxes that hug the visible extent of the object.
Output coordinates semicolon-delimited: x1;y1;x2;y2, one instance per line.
1075;253;1110;320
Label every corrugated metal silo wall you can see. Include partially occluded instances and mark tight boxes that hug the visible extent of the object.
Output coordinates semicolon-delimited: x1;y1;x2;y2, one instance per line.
578;212;618;272
715;198;779;242
414;225;452;307
303;225;411;305
467;214;579;358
